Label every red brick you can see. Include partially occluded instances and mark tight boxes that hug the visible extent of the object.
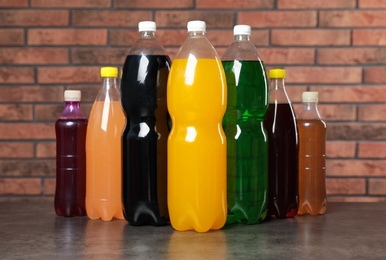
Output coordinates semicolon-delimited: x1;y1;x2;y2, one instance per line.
109;29;139;47
197;0;273;9
36;142;55;158
0;29;24;45
318;104;357;121
35;105;65;121
282;86;307;103
368;178;386;195
165;47;181;60
0;86;64;103
327;159;386;177
0;159;55;177
278;0;356;9
0;68;35;84
160;29;202;46
326;178;366;195
116;0;193;8
326;141;356;158
0;123;54;140
0;178;41;195
328;196;386;202
320;11;386;27
0;10;69;26
38;67;100;84
239;11;316;28
358;104;386;122
285;67;362;84
318;48;386;65
358;142;386;158
0;48;68;65
0;0;28;7
353;29;386;46
259;48;315;65
328;123;386;140
31;0;111;8
0;104;32;121
0;142;34;158
364;67;386;83
312;86;386;103
43;178;55;195
155;11;234;28
359;0;386;8
272;29;350;46
28;29;107;46
73;10;152;27
71;48;127;65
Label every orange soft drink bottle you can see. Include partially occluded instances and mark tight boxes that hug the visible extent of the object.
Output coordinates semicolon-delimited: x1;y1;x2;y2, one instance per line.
167;20;227;232
86;67;125;221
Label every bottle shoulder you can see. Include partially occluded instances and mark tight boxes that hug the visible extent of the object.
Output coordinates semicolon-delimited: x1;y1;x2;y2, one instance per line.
58;104;87;120
222;41;262;61
175;36;220;59
297;104;325;121
128;37;168;56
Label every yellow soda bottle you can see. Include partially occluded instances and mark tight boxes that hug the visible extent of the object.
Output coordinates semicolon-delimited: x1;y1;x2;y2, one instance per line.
167;20;227;232
86;67;125;221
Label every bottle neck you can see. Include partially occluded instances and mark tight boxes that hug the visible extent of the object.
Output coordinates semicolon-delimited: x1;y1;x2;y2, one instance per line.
302;101;319;114
140;31;156;38
64;101;81;110
102;77;118;90
234;34;250;42
188;31;206;37
299;101;323;120
269;78;290;104
270;78;286;91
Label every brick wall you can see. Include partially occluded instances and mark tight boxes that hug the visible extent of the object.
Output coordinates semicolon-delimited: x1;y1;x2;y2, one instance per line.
1;0;386;202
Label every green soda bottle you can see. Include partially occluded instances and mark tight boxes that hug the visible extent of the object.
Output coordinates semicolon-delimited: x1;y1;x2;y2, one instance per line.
222;25;269;224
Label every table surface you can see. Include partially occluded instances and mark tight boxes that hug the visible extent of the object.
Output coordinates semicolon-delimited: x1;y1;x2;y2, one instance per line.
0;201;385;259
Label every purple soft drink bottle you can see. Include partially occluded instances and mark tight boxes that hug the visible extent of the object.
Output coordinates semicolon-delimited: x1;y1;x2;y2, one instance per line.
55;90;87;217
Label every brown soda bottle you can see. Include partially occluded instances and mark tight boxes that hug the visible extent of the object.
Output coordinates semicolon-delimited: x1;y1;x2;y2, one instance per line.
264;69;298;219
297;91;327;216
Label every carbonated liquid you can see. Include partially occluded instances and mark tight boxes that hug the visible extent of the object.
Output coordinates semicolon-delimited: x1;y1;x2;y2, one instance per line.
167;58;227;232
222;60;268;224
121;54;170;226
265;103;298;219
55;118;87;217
297;119;327;215
86;100;125;221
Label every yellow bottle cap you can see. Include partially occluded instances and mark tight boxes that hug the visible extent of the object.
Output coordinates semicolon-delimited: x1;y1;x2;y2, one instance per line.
269;69;286;79
100;67;118;78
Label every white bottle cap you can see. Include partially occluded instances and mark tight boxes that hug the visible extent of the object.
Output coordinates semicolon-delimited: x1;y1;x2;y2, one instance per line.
187;20;206;32
234;25;251;36
64;90;81;102
302;91;318;102
138;21;156;32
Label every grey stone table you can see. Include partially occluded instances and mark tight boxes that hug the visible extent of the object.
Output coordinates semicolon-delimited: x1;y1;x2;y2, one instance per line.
0;201;385;259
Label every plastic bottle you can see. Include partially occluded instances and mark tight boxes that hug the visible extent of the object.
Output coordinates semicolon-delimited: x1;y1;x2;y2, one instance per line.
121;21;171;226
86;67;125;221
55;90;87;217
167;20;227;232
297;91;327;216
222;25;268;225
264;69;298;219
